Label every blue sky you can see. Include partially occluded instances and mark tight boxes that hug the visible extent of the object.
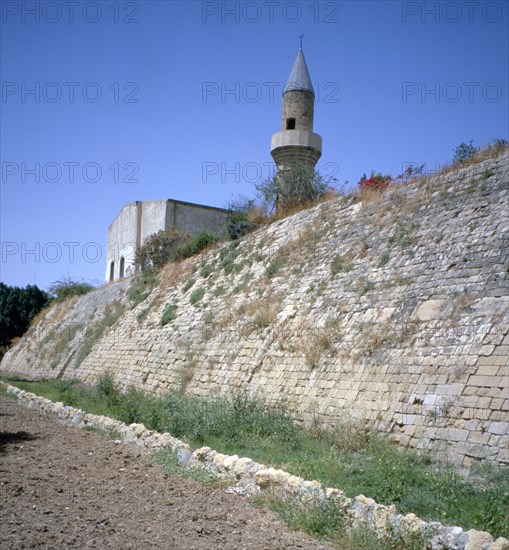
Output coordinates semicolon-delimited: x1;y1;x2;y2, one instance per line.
1;0;507;291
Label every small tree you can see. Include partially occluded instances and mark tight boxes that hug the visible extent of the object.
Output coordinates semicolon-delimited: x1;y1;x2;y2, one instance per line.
256;163;334;215
452;140;478;165
135;228;191;271
48;277;95;301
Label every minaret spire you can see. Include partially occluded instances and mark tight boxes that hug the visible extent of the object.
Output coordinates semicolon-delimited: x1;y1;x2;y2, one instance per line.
300;34;303;50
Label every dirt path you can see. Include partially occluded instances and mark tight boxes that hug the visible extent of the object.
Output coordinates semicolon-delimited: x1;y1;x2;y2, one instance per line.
0;396;332;549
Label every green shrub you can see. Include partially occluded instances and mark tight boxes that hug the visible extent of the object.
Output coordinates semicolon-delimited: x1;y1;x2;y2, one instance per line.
48;277;94;301
200;263;214;278
74;338;94;368
102;300;125;327
135;228;191;271
360;280;375;294
213;286;225;298
187;231;220;255
226;196;264;240
136;307;151;324
190;287;205;305
160;304;177;326
95;373;120;408
128;269;157;308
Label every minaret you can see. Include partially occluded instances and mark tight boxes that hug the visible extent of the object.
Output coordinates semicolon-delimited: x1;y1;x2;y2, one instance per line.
271;39;322;178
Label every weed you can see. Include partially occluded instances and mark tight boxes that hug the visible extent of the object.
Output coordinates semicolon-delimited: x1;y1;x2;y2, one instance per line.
212;285;226;298
182;278;196;292
232;283;246;294
359;280;375;295
102;300;125;327
378;252;390;267
136;306;151;324
299;322;341;368
265;255;286;278
331;255;353;275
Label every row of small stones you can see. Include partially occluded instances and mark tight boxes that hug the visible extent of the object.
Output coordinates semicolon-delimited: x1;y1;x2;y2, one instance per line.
7;385;508;550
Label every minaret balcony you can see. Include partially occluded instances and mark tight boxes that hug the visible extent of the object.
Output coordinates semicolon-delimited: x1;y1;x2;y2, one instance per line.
271;130;322;154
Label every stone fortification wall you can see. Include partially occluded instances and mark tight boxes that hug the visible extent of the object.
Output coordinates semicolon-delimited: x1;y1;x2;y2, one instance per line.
2;152;508;469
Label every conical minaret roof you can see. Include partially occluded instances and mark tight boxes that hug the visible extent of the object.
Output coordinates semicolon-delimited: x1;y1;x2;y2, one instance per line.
283;47;314;95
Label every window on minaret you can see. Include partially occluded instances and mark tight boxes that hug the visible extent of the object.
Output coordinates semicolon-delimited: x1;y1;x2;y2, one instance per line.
119;257;125;278
286;118;296;130
109;261;115;281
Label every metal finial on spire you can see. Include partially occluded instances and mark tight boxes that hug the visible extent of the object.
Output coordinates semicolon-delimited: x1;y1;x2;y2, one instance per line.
283;41;314;95
299;34;304;50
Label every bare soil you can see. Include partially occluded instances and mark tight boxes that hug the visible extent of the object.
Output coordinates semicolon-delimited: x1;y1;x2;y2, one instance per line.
0;396;332;549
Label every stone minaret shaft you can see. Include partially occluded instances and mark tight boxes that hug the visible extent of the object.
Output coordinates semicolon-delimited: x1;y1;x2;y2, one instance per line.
271;46;322;176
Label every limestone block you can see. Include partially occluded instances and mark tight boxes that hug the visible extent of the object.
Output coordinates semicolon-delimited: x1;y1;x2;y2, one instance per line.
286;475;305;494
193;446;211;460
414;300;444;321
254;468;274;487
222;454;239;471
491;537;509;550
233;457;254;478
212;453;228;469
487;422;508;435
464;529;493;550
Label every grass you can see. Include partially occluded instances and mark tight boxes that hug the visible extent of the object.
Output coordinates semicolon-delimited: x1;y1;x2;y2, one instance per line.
378;252;390;267
265;255;286;278
128;270;158;308
359;280;376;295
152;448;218;485
2;374;508;541
182;278;196;292
254;494;430;549
220;242;241;274
331;255;353;275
